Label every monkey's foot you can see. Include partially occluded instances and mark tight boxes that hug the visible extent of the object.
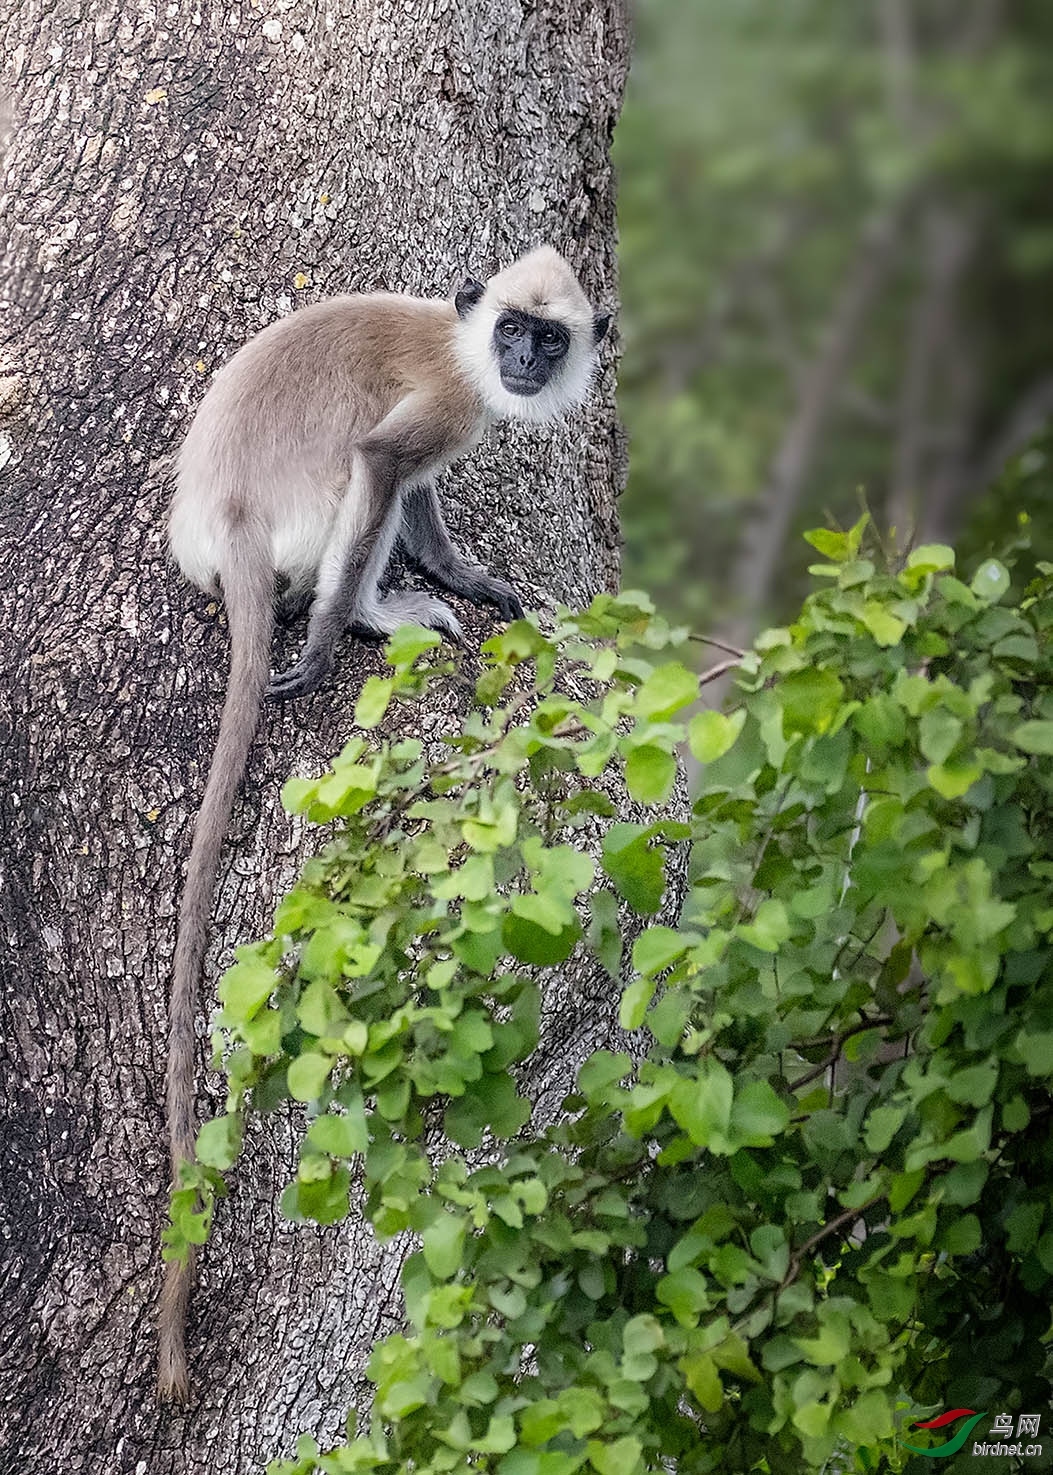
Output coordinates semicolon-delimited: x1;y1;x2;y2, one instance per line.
266;648;331;701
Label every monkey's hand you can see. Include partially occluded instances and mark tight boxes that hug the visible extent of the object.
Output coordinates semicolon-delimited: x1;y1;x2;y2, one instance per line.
479;579;525;623
266;648;331;702
439;570;523;622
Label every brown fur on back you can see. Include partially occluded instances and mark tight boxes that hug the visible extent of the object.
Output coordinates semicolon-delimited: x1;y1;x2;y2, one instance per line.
184;297;481;500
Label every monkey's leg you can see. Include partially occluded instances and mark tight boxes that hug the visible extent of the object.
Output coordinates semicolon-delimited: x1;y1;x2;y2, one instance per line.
399;482;525;622
266;455;396;702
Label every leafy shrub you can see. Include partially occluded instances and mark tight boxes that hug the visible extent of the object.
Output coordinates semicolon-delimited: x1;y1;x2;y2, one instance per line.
169;523;1053;1473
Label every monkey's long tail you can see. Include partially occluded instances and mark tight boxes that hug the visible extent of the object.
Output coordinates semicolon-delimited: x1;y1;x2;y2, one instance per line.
158;541;273;1403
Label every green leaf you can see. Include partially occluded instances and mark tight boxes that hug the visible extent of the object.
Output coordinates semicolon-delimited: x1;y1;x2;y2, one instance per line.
287;1051;333;1103
864;1106;905;1153
601;826;667;914
941;1213;982;1255
907;544;955;572
737;898;790;953
632;925;687;977
860;602;907;646
625;744;677;804
577;1051;632;1102
730;1080;790;1146
1005;1202;1043;1254
919;708;963;764
778;668;844;734
1012;720;1053;755
587;1436;644;1475
195;1114;242;1170
503;912;581;965
219;949;277;1024
512;891;574;935
289;1163;350;1225
795;1313;850;1366
501;1452;582;1475
750;1224;790;1280
635;661;698;719
242;1008;282;1056
803;519;867;560
670;1060;734;1149
656;1267;710;1324
838;1390;894;1445
945;1060;998;1106
927;759;982;798
1016;1030;1053;1076
680;1352;723;1412
306;1110;368;1159
971;558;1010;602
445;1073;530;1146
688;709;746;763
619;976;656;1031
384;624;442;667
422;1212;467;1280
354;675;394;728
378;1374;431;1419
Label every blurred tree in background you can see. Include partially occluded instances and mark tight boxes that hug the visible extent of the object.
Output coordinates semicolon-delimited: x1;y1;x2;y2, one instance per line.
616;0;1053;640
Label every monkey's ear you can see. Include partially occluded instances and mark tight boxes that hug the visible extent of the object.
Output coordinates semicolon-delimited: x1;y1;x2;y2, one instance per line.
455;277;486;319
592;312;612;345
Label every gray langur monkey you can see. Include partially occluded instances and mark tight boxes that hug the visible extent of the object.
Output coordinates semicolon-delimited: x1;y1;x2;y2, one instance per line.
158;245;610;1401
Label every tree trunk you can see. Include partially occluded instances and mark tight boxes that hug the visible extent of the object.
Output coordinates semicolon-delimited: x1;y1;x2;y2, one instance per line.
0;3;630;1470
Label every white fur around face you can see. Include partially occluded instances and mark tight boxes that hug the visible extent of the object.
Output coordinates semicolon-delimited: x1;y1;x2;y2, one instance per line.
453;247;602;426
455;303;597;425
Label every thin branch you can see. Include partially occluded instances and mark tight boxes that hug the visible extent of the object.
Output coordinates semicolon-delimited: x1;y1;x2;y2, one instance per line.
687;634;746;658
790;1016;894;1092
697;656;742;689
788;1195;885;1274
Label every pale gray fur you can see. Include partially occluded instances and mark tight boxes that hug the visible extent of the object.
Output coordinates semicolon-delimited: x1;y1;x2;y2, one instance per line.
159;246;606;1402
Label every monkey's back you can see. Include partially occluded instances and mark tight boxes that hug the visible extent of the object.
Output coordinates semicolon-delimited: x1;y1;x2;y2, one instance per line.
169;293;474;591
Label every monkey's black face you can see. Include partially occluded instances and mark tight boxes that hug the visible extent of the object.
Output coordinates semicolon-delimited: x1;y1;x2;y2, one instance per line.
492;310;570;396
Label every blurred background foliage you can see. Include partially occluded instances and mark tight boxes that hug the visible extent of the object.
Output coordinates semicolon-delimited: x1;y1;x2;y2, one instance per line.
614;0;1053;642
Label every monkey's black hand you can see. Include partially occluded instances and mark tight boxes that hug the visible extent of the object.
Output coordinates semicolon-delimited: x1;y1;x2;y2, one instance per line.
490;585;525;622
464;576;524;622
266;649;331;702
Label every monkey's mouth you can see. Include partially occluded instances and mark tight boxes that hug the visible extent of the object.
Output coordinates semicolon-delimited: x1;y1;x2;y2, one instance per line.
500;374;545;397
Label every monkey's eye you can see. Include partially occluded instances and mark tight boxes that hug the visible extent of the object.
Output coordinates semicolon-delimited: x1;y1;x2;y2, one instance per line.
500;319;523;340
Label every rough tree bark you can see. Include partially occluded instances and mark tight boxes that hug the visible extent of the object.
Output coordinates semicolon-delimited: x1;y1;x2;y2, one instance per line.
0;2;630;1470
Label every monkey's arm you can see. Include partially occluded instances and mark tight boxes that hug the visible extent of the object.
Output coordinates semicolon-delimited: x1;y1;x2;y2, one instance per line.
399;482;524;622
